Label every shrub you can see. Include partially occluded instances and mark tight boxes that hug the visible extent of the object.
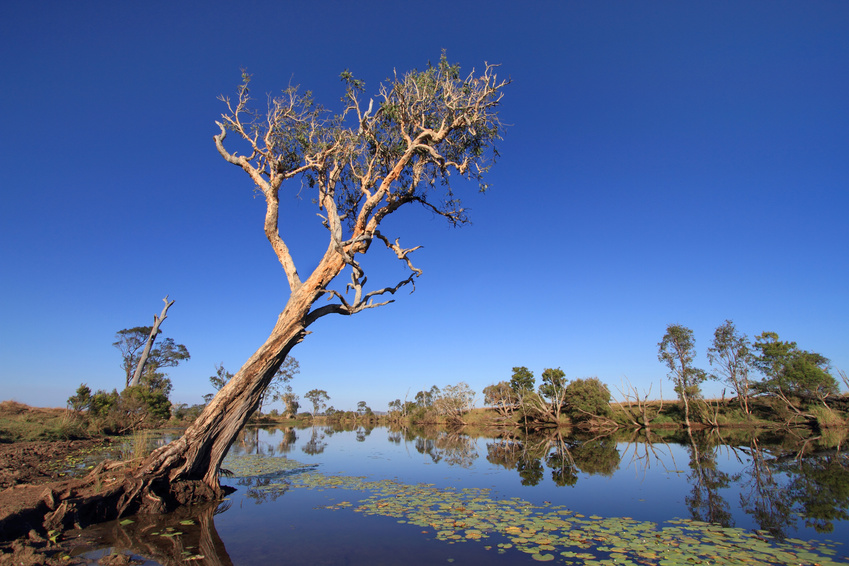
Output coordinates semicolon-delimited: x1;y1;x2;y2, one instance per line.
810;405;845;428
67;384;93;412
564;377;612;423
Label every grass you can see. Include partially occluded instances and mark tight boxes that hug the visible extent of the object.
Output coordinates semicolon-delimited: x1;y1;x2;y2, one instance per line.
0;400;89;442
810;405;846;428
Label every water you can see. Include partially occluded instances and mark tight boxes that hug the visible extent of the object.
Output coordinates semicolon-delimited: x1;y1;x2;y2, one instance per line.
67;425;849;565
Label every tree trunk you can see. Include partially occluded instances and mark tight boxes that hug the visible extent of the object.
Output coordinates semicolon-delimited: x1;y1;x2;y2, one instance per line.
137;252;345;496
129;297;174;387
140;302;308;490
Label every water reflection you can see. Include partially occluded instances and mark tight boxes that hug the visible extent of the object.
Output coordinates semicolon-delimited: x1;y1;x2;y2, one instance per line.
685;430;733;527
69;425;848;564
70;502;232;566
486;429;619;486
301;426;327;455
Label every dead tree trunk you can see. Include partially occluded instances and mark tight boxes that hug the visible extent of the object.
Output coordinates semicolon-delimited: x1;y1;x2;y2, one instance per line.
129;296;175;387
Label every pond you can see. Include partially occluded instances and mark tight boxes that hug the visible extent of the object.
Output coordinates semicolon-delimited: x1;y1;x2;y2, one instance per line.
67;425;849;565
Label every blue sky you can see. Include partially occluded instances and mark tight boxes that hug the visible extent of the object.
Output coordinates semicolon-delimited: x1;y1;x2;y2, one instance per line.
1;1;847;412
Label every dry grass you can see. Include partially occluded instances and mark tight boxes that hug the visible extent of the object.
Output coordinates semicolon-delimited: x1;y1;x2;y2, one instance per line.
0;400;88;442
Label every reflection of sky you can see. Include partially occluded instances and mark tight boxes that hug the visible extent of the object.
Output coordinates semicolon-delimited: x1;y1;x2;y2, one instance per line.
219;426;849;551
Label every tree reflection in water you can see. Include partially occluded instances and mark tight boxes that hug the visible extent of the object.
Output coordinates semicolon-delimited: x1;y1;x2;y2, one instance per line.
685;429;733;527
413;428;479;467
734;428;849;537
66;425;849;563
67;502;232;566
486;429;619;487
301;426;327;455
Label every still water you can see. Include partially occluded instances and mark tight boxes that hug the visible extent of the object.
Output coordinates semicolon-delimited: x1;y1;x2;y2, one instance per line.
72;425;849;565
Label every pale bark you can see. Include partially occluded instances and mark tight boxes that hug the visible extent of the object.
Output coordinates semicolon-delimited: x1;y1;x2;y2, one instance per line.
89;58;507;518
129;296;175;387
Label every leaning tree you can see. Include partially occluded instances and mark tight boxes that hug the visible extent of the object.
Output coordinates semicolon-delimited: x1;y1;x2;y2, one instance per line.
125;55;509;505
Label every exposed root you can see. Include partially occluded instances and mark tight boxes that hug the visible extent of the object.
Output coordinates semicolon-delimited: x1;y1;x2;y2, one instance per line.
0;459;228;545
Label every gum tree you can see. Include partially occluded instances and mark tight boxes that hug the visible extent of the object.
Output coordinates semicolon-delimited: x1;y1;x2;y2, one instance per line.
658;324;706;428
126;54;510;508
707;320;753;414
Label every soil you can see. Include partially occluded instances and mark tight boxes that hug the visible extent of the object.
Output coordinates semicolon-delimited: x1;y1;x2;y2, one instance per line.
0;438;116;490
0;438;120;565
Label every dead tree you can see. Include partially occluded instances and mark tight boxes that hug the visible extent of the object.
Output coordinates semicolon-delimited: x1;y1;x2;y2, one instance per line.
129;296;175;387
131;56;508;502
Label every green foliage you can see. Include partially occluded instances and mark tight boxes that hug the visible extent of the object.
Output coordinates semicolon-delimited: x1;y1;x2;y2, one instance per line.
83;384;171;433
67;383;92;412
171;403;205;423
539;368;567;401
433;382;476;422
707;320;754;413
209;362;233;391
414;386;441;408
658;324;706;426
564;377;612;422
121;385;171;421
510;366;535;393
89;389;120;419
752;331;838;402
483;381;518;417
264;357;300;413
305;389;330;416
113;327;189;391
809;405;845;428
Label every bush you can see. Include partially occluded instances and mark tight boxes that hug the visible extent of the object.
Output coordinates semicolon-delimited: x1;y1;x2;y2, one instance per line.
810;405;845;428
84;386;171;433
564;377;612;423
67;384;93;412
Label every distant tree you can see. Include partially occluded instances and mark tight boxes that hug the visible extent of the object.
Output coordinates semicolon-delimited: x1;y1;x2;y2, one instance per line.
510;366;535;394
538;368;568;422
305;389;330;417
414;386;441;408
67;384;92;413
209;363;233;391
483;381;518;417
752;332;838;406
658;324;706;428
114;327;151;386
564;377;612;423
127;296;176;387
209;358;299;415
357;400;372;416
261;357;300;414
114;327;189;391
433;382;476;424
707;320;754;414
280;391;300;418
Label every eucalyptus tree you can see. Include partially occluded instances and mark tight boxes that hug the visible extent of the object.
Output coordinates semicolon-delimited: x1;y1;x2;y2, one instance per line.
752;331;838;407
707;320;753;414
483;381;518;417
538;367;568;422
114;324;189;390
130;54;509;505
305;389;330;417
658;324;706;428
510;366;535;394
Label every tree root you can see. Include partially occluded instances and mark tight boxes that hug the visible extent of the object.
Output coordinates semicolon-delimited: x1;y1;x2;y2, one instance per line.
0;459;229;545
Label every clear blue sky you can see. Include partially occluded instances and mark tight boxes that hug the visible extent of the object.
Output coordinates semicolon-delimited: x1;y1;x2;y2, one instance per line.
2;1;847;412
